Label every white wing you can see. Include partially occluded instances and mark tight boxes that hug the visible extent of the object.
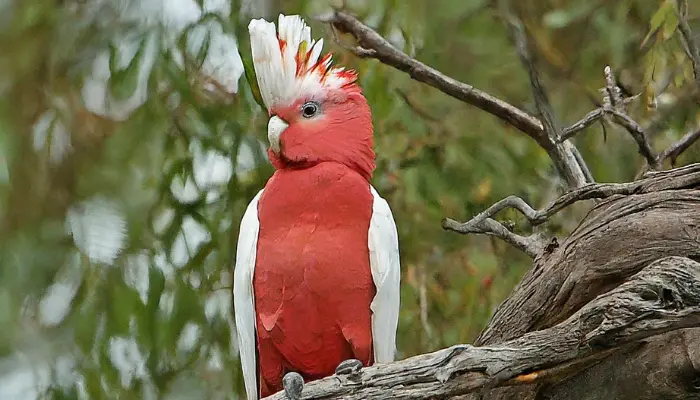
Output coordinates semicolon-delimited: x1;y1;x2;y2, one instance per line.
368;186;401;363
233;190;264;400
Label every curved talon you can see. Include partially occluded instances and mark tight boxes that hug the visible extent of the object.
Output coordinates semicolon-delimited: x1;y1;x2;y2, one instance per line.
335;359;363;376
282;372;304;400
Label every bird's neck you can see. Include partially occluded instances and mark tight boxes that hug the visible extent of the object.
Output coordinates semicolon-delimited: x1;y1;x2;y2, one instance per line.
268;144;375;181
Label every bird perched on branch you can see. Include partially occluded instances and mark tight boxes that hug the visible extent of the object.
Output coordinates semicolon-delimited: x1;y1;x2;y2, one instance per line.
233;14;401;400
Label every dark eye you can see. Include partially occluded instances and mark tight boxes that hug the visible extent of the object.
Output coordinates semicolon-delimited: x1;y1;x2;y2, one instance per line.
301;102;319;118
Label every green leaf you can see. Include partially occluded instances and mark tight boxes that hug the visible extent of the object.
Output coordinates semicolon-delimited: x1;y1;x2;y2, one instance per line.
108;38;146;101
164;279;204;354
641;0;673;47
661;10;678;41
75;303;100;354
105;271;144;336
83;368;104;400
239;48;266;111
147;266;166;312
650;1;673;31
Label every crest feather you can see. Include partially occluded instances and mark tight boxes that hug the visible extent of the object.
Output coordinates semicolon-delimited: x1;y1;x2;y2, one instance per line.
248;14;357;111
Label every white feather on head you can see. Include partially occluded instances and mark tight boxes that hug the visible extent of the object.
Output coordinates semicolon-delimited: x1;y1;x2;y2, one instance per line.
248;14;357;111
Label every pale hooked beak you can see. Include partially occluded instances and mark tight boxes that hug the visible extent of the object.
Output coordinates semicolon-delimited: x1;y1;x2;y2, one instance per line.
267;115;288;154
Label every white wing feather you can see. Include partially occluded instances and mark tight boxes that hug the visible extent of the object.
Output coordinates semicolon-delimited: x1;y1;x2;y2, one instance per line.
233;190;264;400
368;186;401;363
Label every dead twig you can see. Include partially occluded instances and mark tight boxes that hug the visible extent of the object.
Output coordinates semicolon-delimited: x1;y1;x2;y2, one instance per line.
558;66;659;169
442;163;700;257
607;108;660;169
560;108;604;141
316;11;545;140
658;127;700;167
441;216;547;258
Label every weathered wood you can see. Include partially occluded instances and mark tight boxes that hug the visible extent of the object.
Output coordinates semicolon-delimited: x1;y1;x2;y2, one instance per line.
265;256;700;399
477;164;700;346
468;163;700;400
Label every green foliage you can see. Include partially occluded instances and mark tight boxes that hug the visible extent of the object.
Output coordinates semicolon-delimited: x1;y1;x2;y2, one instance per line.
0;0;698;398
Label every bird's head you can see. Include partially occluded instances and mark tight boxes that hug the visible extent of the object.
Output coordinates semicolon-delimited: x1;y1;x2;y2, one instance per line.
248;15;375;180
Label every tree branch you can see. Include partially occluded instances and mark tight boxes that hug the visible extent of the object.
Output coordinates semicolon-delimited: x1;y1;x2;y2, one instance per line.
560;108;604;141
316;11;545;140
675;0;700;87
557;66;660;169
658;127;700;167
441;216;547;258
441;163;700;257
607;108;660;169
264;257;700;399
500;1;588;188
317;10;592;189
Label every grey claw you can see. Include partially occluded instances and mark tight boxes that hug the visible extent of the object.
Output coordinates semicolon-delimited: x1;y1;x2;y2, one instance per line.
283;372;304;400
335;359;363;376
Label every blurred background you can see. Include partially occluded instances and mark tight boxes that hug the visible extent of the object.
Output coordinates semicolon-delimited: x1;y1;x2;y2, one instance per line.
0;0;698;398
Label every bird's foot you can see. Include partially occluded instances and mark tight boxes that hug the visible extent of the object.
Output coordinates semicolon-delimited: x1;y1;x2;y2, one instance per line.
335;358;363;376
282;372;304;400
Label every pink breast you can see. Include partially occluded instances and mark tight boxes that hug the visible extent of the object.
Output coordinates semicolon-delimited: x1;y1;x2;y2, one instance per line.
253;162;376;395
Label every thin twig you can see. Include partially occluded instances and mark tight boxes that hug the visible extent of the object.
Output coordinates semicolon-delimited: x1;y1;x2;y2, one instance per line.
603;65;623;107
571;146;595;184
445;162;700;245
442;182;637;234
675;0;700;87
559;66;659;169
500;1;589;188
442;217;547;258
658;127;700;167
503;7;559;140
559;94;640;142
395;89;441;122
607;108;660;169
560;108;604;141
439;167;700;258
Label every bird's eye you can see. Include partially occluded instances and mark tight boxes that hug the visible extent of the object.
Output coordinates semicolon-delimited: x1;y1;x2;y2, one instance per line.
301;102;319;118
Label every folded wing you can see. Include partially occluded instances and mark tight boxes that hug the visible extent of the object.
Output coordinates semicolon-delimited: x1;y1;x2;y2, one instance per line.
368;186;401;363
233;190;264;400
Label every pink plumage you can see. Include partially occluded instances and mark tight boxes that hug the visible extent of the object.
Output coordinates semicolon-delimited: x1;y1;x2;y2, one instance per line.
233;14;401;400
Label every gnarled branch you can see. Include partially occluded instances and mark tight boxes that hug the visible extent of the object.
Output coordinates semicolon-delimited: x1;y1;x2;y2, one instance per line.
442;163;700;258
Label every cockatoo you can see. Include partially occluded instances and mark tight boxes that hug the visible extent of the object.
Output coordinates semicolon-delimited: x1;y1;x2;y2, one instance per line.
233;14;401;399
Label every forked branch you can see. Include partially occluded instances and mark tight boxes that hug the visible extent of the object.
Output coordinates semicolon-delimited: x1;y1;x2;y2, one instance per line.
443;163;700;257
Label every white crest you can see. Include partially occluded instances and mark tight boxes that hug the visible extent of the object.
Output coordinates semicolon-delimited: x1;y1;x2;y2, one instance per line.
248;14;357;111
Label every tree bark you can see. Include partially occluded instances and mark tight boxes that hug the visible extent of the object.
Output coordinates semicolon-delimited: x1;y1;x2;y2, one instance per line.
469;163;700;400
